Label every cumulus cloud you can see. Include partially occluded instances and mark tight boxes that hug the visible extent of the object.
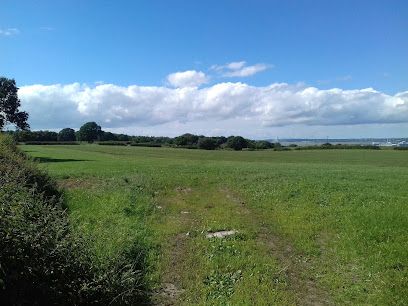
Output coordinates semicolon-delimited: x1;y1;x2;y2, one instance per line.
166;70;209;88
18;82;408;132
212;61;271;77
0;28;20;36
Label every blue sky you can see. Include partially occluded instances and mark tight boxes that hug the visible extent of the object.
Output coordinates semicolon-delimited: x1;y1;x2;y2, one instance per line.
1;0;408;138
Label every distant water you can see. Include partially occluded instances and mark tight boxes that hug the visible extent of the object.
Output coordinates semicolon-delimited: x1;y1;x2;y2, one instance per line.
266;138;408;147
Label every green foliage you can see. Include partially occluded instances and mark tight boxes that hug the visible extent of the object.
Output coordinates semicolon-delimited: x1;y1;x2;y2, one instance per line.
226;136;248;150
254;140;273;150
12;130;59;142
130;142;161;147
98;141;129;146
0;77;29;130
78;122;102;143
198;137;217;150
174;133;199;146
24;141;79;145
0;135;148;304
58;128;76;141
204;269;242;300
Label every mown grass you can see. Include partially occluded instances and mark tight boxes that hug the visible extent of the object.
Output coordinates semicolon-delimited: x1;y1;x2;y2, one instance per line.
22;144;408;305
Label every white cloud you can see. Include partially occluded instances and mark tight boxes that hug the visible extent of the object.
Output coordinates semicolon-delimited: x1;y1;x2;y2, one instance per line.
0;28;20;36
212;61;271;77
166;70;209;88
18;82;408;135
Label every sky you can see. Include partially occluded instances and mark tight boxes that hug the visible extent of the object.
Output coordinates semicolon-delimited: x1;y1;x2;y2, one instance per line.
1;0;408;138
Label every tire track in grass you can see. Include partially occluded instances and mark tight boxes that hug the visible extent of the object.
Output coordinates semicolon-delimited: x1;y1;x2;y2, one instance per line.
152;186;196;305
154;185;332;305
221;187;333;306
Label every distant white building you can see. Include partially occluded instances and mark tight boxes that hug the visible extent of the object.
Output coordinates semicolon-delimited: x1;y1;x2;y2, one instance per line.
381;140;397;147
397;141;408;147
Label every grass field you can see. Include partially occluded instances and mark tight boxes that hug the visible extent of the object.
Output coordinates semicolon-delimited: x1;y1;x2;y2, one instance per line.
21;145;408;305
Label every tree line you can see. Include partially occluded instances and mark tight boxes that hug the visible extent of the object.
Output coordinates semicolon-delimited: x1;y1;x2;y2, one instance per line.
6;122;280;151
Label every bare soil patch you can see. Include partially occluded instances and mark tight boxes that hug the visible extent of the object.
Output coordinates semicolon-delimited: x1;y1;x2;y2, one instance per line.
58;178;98;190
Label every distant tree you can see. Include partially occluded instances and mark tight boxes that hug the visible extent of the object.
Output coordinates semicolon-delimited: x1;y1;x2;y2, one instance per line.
0;77;29;130
198;137;217;150
117;134;130;141
58;128;76;141
255;140;273;150
100;131;118;141
37;131;58;141
214;136;227;146
174;133;199;146
78;122;102;143
226;136;248;151
13;130;33;142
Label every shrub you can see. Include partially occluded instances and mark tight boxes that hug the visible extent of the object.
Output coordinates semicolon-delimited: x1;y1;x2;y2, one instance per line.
0;134;148;305
130;143;162;147
98;141;130;146
273;147;291;151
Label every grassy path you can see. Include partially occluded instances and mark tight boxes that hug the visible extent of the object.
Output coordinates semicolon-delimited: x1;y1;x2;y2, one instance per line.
151;184;332;305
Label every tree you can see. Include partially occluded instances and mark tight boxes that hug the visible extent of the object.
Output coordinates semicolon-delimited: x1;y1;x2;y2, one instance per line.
198;137;217;150
78;122;102;142
226;136;248;151
0;77;29;130
255;140;273;150
100;131;118;141
58;128;76;141
174;133;199;146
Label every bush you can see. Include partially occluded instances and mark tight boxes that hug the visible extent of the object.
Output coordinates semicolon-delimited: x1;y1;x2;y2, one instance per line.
98;141;130;146
394;147;408;150
273;147;291;151
130;143;162;147
0;135;148;305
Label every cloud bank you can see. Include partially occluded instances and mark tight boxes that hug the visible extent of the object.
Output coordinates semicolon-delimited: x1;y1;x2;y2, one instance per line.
18;82;408;133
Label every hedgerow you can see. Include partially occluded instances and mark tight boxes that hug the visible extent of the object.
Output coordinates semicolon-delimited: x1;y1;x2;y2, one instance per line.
0;134;148;305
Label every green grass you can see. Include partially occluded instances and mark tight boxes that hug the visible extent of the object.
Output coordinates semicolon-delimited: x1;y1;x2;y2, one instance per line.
22;145;408;305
